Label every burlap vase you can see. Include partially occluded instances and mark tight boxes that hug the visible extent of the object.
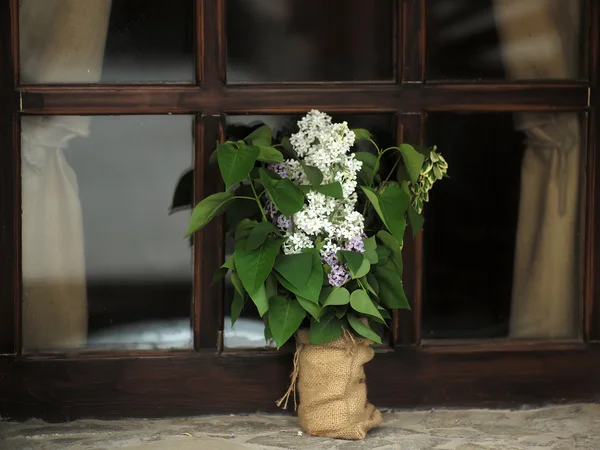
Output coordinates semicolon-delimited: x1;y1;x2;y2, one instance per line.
277;329;382;440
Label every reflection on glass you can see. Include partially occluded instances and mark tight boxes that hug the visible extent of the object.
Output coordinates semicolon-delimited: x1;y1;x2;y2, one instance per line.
21;115;193;351
222;115;395;348
226;0;394;82
19;0;194;84
422;112;583;340
427;0;586;80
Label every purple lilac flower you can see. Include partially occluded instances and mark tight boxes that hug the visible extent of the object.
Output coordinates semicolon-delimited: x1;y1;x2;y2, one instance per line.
328;265;351;287
322;251;351;287
267;163;289;179
322;252;338;267
265;199;278;219
343;235;365;253
276;215;293;232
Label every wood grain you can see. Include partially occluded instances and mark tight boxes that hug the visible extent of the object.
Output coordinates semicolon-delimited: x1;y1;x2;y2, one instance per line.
0;0;19;355
19;84;589;115
1;345;600;421
402;0;425;82
393;114;423;347
589;0;600;342
1;0;600;420
200;0;225;87
193;114;225;350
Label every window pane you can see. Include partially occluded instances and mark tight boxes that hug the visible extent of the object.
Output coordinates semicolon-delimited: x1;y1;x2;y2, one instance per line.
422;112;584;340
222;114;395;348
426;0;587;80
226;0;394;82
21;116;193;351
19;0;194;84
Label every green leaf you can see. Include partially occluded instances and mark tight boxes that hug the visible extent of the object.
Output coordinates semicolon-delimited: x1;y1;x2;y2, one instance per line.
231;291;245;326
274;252;314;291
397;144;425;184
268;296;306;348
234;238;283;296
335;305;348;319
264;317;273;343
360;186;386;226
259;168;275;188
338;251;364;275
349;290;384;321
249;283;270;317
260;169;305;217
379;185;410;243
352;129;373;142
407;204;424;237
377;305;392;320
315;182;344;199
275;250;322;303
377;230;403;274
347;313;382;344
246;221;279;251
366;273;380;296
257;146;284;163
363;236;378;264
235;219;258;240
244;124;272;147
231;271;245;297
323;287;350;306
301;164;323;186
396;164;411;183
297;295;322;320
185;192;235;237
375;266;410;310
265;274;278;300
353;259;371;279
310;311;344;344
360;276;379;298
217;143;260;190
375;245;391;265
355;152;377;185
209;148;218;164
212;254;235;285
280;136;296;157
318;286;334;305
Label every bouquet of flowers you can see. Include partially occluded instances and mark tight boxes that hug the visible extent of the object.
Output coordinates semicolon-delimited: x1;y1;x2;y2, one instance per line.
185;110;447;348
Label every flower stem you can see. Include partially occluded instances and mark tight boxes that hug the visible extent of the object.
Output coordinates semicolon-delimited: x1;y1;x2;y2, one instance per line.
383;155;401;183
248;177;268;221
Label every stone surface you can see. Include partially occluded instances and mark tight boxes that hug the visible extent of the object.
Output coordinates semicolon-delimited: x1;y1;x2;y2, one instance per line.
1;404;600;449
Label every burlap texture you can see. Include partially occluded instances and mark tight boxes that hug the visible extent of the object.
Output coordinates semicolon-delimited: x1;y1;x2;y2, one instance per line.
294;330;382;440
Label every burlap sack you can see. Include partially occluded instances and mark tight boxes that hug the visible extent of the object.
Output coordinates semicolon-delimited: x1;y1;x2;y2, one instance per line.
277;329;382;440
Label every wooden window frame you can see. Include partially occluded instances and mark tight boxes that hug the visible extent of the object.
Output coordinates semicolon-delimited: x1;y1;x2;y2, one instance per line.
1;0;599;420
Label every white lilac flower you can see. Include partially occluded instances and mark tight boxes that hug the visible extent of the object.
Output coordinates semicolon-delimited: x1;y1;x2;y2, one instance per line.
283;231;314;255
279;111;366;262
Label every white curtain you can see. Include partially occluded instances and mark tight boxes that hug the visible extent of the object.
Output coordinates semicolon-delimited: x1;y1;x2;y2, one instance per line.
20;0;112;350
493;0;582;338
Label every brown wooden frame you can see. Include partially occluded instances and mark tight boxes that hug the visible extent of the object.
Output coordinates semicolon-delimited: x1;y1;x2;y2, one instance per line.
1;0;600;421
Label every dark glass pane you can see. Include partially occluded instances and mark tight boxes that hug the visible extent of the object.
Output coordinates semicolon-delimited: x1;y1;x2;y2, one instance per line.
426;0;587;80
226;0;394;82
19;0;194;84
222;114;395;348
21;115;193;351
423;112;583;339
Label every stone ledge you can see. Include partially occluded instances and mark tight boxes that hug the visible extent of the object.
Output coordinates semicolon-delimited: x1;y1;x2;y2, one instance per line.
1;404;599;449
